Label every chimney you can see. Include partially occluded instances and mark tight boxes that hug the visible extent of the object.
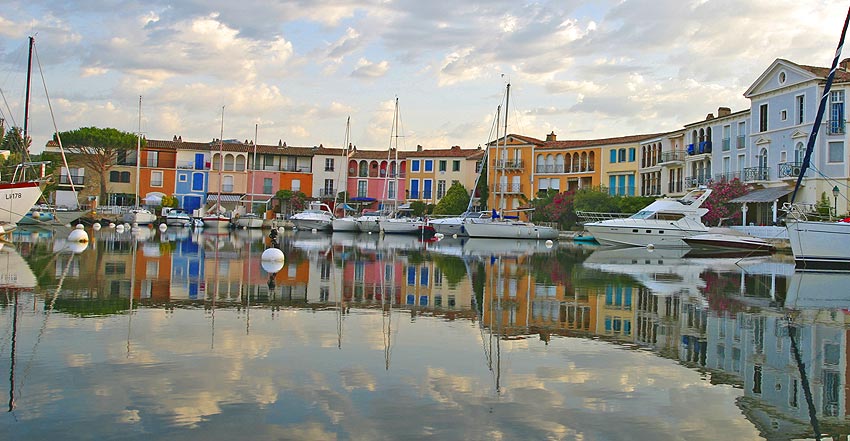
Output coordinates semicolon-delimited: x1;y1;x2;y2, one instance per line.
546;131;556;142
278;139;282;146
417;144;423;152
841;58;850;71
178;136;182;142
705;113;715;120
717;107;731;117
173;135;177;142
451;145;460;151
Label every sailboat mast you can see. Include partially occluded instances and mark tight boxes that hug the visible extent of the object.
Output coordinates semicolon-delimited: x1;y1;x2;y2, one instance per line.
250;123;258;213
23;36;34;151
500;83;510;217
393;99;399;209
218;106;225;211
135;96;142;210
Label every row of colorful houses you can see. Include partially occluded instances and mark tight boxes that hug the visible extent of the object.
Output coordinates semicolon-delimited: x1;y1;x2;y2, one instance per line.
49;56;850;223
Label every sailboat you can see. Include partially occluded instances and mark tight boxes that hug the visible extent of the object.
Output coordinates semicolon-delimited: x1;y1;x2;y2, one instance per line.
332;118;360;232
202;106;232;229
784;7;850;270
236;124;264;229
122;96;157;225
463;83;559;240
378;98;432;236
1;36;50;228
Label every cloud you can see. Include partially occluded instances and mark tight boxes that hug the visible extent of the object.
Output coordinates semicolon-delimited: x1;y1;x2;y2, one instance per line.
351;58;389;79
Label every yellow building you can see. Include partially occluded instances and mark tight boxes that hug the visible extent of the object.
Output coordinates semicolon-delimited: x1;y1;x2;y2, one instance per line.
404;145;485;205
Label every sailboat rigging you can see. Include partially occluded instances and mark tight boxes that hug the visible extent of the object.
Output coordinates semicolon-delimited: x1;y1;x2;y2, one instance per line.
236;124;263;229
331;117;359;232
203;106;231;229
122;96;156;225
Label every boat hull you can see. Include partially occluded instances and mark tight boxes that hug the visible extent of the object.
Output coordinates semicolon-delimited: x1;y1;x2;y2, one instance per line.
464;220;559;240
429;218;468;236
585;221;706;247
123;209;157;225
787;220;850;270
235;216;264;229
682;233;774;253
0;181;43;225
202;216;231;229
166;215;193;227
291;218;332;231
379;219;425;235
332;217;359;232
356;217;383;232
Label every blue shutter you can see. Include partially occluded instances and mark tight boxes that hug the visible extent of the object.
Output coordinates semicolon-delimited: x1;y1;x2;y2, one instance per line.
627;175;635;196
628;148;635;162
609;149;617;163
423;180;432;199
195;153;205;170
410;180;420;198
608;176;616;195
618;175;626;196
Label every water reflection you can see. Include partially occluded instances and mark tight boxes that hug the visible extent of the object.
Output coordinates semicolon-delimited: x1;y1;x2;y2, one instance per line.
2;225;850;439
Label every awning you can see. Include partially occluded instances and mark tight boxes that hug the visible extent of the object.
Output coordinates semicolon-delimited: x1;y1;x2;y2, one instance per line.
206;194;243;203
350;197;376;202
730;186;794;203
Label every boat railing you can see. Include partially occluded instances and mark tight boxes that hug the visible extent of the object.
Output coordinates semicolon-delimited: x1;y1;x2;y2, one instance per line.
575;211;632;224
781;202;828;221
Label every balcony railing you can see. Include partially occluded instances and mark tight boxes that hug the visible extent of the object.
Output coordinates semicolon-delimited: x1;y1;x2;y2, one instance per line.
535;164;566;173
687;141;712;155
59;174;85;185
685;176;711;188
491;184;523;194
828;119;846;135
660;151;686;163
778;161;804;179
176;161;205;170
495;159;524;170
714;172;741;183
743;166;770;182
318;188;336;198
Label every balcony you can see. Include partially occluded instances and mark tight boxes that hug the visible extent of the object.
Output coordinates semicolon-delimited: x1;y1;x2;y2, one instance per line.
743;166;770;182
827;119;846;135
491;183;523;194
660;151;686;163
778;161;804;179
59;174;85;185
685;176;711;188
698;141;712;154
176;161;203;170
496;159;524;170
714;172;741;183
535;164;565;173
318;188;336;198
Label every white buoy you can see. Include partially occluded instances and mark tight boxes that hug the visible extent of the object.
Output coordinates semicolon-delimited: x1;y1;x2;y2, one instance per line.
124;223;131;229
262;247;285;262
32;211;41;219
452;234;458;239
159;223;168;231
116;224;126;233
109;223;116;228
93;223;102;230
312;228;317;233
545;239;554;248
647;243;655;251
434;233;444;239
68;224;89;243
261;260;284;274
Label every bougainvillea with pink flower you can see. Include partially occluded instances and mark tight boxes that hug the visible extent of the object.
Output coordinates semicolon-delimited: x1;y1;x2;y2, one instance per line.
702;178;751;226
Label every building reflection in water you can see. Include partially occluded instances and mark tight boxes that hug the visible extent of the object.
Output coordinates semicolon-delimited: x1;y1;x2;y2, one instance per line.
9;225;850;439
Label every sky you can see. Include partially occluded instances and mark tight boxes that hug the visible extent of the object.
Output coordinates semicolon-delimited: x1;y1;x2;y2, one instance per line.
0;0;847;154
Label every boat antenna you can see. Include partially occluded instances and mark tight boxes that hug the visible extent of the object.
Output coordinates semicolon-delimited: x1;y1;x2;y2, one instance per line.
790;7;850;204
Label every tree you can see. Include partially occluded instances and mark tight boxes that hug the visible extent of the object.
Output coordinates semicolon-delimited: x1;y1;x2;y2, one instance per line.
702;178;751;226
275;189;308;216
530;190;577;229
433;182;470;215
1;126;31;155
573;188;619;213
57;127;141;203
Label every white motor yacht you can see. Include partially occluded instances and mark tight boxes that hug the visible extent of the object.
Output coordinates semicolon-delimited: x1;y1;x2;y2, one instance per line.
123;207;157;225
165;208;193;227
235;213;264;229
584;188;713;248
291;202;334;231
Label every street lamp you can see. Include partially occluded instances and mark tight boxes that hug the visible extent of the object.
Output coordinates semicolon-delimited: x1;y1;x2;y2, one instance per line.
833;185;840;218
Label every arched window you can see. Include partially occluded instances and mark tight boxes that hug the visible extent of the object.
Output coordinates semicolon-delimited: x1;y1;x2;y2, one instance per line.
235;155;246;171
358;160;368;177
588;152;595;171
795;142;805;164
224;154;235;171
546;154;555;173
758;148;768;170
348;160;358;175
369;160;379;177
580;152;588;172
536;154;544;173
212;153;221;171
555;154;564;173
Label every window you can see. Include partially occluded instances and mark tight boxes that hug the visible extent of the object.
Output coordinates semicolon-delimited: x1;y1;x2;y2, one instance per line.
609;149;617;163
147;151;158;167
323;179;334;196
122;171;131;183
263;178;273;195
357;180;368;197
410;179;420;199
224;154;235;171
151;170;163;187
722;125;731;151
325;158;334;172
291;179;301;192
796;94;805;124
178;173;187;182
437;180;446;199
618;148;626;162
223;175;234;192
411;160;420;172
424;160;433;172
830;90;845;134
778;71;786;84
780;109;787;121
737;121;746;148
759;103;768;132
109;171;120;182
628;148;635;162
388;180;396;200
452;160;460;172
438;160;447;172
423;179;432;199
828;141;844;162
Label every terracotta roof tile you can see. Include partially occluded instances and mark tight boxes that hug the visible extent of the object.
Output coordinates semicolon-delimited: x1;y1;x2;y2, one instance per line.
405;146;486;158
537;133;664;150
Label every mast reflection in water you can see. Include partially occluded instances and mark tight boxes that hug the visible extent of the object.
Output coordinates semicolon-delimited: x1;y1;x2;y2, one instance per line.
1;225;849;440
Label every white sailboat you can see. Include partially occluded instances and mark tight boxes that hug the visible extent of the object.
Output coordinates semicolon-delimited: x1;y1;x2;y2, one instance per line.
463;83;559;240
122;96;157;225
236;124;264;229
378;98;430;235
332;117;360;232
203;106;232;229
784;7;850;270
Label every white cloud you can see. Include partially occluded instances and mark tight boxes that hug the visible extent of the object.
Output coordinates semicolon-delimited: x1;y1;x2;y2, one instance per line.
351;58;389;78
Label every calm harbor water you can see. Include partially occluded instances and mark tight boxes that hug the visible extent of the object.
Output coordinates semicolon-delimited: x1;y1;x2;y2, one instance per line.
0;225;847;440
